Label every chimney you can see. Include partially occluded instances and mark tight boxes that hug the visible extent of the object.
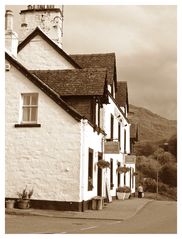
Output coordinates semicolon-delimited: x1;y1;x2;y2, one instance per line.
5;10;18;57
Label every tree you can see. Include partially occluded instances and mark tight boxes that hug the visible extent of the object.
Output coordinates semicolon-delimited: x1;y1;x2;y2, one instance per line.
135;142;156;156
153;147;175;165
136;156;160;179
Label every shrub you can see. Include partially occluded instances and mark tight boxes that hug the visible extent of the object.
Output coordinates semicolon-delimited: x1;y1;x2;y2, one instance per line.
159;163;177;187
158;182;169;192
158;183;177;200
143;178;156;193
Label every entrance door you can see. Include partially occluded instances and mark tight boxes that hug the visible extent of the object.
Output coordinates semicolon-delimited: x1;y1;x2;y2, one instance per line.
97;153;102;196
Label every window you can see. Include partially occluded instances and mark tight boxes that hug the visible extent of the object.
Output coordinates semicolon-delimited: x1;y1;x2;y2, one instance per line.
117;162;121;187
110;114;114;139
118;122;121;142
132;168;134;189
88;148;94;191
97;152;103;196
21;93;38;124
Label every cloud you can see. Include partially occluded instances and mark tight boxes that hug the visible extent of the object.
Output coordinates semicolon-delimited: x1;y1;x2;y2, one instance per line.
63;5;177;120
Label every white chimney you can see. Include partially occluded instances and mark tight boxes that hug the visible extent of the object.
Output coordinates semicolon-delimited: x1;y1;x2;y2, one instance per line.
5;10;18;58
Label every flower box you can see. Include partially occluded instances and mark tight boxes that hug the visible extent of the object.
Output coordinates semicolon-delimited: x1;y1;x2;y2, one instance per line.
116;186;131;200
97;160;110;169
117;192;131;200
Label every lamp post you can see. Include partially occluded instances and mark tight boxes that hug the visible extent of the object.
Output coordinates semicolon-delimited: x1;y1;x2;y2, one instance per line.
156;154;159;200
156;142;168;200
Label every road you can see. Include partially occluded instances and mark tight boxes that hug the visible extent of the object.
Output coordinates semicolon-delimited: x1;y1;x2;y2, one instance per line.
5;200;177;234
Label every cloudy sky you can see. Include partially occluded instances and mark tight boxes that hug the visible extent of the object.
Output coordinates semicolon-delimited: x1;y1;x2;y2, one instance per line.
6;4;177;120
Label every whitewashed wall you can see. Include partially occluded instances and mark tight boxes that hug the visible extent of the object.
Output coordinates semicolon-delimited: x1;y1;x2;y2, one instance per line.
100;96;131;196
18;35;75;70
5;62;81;202
120;163;136;193
80;120;104;201
101;95;130;154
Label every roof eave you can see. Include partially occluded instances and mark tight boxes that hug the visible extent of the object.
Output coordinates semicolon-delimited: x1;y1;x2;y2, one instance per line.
5;52;83;122
107;91;129;124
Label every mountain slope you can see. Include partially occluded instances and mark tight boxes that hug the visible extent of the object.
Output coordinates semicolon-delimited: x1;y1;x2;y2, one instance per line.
128;104;177;142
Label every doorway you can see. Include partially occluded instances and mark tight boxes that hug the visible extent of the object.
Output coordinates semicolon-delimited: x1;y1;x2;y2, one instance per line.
97;153;102;196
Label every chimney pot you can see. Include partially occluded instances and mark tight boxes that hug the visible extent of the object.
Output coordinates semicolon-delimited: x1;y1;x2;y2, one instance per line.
5;10;18;57
5;10;14;31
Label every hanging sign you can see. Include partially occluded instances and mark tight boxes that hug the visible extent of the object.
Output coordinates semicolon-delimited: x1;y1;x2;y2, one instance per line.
104;141;120;154
125;155;136;164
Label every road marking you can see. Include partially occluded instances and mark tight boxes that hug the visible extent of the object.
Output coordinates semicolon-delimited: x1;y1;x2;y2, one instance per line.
107;221;121;225
80;226;97;231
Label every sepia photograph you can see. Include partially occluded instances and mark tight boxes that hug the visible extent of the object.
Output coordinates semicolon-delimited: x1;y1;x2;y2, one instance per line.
4;0;180;236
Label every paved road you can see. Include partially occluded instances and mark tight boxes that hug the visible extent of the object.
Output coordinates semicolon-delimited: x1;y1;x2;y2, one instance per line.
5;200;177;234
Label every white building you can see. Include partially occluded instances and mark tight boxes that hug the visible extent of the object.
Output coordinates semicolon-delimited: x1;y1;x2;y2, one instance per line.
5;5;136;211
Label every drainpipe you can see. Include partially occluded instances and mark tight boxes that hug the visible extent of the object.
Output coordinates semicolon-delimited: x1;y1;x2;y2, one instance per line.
80;119;86;211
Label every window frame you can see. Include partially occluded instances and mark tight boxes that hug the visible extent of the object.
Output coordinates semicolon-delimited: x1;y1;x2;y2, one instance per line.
20;93;39;124
118;122;121;142
110;114;114;140
88;148;94;191
110;158;114;189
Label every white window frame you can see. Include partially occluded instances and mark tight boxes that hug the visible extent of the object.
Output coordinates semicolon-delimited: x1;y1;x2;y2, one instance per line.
20;93;39;124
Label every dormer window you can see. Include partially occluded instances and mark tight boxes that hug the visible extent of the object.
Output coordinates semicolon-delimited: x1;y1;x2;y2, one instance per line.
21;93;38;124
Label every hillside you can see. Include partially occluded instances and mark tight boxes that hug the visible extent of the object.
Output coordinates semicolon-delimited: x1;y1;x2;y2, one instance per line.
128;104;177;142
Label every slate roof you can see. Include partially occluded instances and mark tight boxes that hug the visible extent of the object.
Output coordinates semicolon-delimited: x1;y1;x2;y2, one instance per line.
17;28;117;94
5;52;84;121
17;27;119;90
115;81;129;111
70;53;117;89
30;69;107;96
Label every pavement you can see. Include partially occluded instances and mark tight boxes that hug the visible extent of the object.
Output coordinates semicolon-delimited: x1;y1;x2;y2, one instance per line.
5;197;153;221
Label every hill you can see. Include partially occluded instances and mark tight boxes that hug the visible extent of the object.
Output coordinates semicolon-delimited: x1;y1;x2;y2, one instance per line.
128;104;177;142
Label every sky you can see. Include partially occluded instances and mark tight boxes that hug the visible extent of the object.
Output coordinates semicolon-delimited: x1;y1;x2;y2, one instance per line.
5;4;177;120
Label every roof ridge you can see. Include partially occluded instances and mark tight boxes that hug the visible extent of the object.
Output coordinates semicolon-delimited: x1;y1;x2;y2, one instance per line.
30;67;108;73
70;52;115;56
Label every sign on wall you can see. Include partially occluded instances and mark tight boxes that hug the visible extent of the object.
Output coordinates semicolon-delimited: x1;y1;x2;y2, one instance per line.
104;141;120;154
125;155;136;164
